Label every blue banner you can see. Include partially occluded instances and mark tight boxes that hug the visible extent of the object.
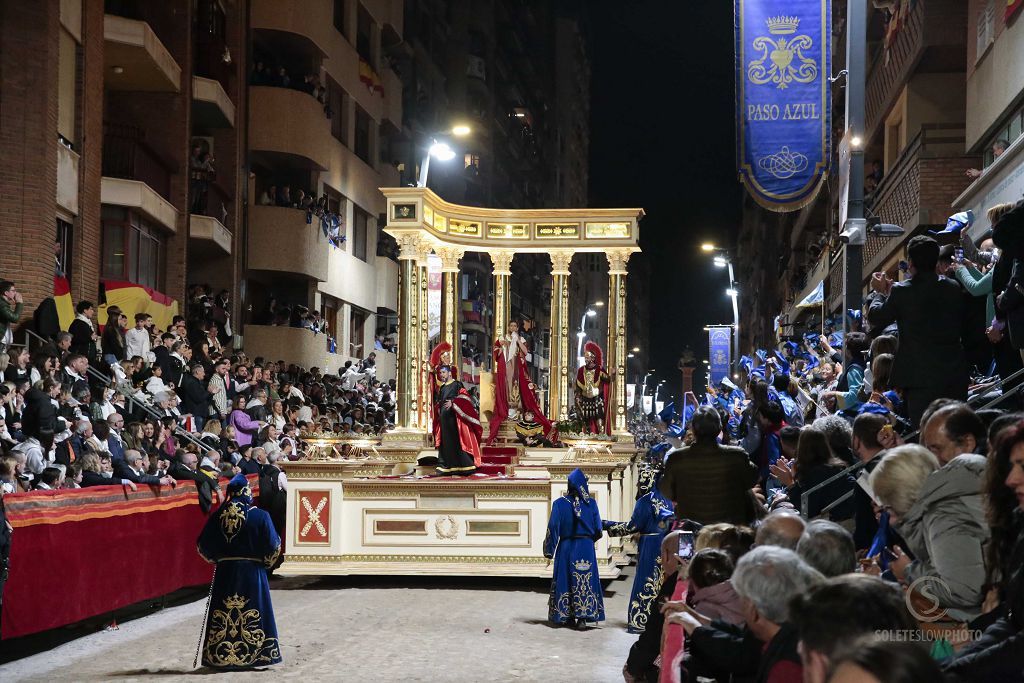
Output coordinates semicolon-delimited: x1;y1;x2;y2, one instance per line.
736;1;831;212
708;327;732;385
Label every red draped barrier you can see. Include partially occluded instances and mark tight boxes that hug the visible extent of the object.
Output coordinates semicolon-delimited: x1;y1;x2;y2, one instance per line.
2;481;221;640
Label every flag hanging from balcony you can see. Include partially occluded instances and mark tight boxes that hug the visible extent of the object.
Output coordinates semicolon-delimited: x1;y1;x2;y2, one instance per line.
735;0;831;212
796;280;824;307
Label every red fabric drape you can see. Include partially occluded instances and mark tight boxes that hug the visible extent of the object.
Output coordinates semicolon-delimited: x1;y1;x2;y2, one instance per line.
0;479;248;640
487;342;552;444
660;580;689;683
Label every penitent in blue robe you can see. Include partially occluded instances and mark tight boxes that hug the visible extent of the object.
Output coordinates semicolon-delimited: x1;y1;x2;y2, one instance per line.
543;468;605;625
197;476;282;669
603;482;675;633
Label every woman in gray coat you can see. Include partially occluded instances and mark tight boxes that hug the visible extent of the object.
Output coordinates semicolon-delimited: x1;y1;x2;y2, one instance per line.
870;444;989;622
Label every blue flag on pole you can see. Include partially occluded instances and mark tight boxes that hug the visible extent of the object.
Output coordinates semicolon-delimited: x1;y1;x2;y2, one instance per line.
735;0;832;212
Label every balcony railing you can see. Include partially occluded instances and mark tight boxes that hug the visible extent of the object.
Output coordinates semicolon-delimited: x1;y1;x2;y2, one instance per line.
101;122;173;200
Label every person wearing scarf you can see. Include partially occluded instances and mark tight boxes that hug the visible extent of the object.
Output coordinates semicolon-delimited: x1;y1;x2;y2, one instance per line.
543;468;605;627
603;471;675;633
196;474;282;670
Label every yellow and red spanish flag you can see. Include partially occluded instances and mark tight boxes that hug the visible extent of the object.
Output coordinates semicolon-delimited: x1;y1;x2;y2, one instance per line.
99;280;179;331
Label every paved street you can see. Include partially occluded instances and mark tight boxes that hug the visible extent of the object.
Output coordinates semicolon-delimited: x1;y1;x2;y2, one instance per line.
2;569;638;682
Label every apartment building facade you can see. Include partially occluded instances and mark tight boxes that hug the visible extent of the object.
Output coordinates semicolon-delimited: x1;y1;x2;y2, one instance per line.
736;0;981;350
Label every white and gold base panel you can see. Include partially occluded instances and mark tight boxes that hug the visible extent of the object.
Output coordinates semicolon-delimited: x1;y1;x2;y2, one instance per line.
280;449;641;579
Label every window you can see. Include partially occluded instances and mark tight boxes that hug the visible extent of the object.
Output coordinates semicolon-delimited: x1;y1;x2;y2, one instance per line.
356;4;374;65
349;307;367;356
352;206;369;261
328;77;348;145
322;294;340;343
101;207;162;289
58;29;77;145
983;105;1024;167
56;218;73;282
354;106;372;163
333;0;345;35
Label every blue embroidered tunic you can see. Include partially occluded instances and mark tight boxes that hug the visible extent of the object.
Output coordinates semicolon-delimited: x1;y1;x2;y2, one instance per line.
543;468;605;624
603;479;675;633
197;475;282;669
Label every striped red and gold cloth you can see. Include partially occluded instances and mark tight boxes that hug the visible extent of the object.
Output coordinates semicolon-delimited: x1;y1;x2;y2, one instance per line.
1;476;255;641
53;277;180;331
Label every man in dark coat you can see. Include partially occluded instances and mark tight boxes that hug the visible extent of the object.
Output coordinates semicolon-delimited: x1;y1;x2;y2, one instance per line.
866;235;969;428
178;363;212;429
68;300;97;360
660;406;758;525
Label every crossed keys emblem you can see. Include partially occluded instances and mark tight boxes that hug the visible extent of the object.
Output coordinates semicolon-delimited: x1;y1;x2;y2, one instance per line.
300;495;328;538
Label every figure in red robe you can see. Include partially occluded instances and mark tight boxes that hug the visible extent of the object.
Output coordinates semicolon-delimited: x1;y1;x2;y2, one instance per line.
575;341;612;435
487;320;553;444
432;363;483;475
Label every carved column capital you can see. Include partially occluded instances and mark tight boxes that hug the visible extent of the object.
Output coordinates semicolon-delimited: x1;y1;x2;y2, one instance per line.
606;249;633;275
415;241;434;264
435;246;465;272
549;250;573;275
490;250;515;275
396;233;422;260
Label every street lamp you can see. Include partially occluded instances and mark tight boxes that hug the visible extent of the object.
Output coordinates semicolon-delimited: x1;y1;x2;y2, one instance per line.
417;125;472;187
576;307;598;368
703;243;741;375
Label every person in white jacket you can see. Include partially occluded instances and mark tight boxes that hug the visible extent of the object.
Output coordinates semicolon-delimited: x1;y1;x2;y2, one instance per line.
124;313;155;363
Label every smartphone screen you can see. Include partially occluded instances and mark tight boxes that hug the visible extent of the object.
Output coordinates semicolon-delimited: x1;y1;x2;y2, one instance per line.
678;531;695;560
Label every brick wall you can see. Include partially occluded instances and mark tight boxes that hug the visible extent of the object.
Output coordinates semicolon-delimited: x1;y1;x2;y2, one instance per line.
74;0;104;305
0;2;61;322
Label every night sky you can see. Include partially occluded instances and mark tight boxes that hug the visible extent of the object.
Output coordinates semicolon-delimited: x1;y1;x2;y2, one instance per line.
587;2;742;401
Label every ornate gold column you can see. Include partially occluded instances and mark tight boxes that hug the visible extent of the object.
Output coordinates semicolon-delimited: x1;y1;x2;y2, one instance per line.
491;251;514;341
548;251;572;421
395;234;422;430
437;246;465;375
416;243;432;430
606;249;633;438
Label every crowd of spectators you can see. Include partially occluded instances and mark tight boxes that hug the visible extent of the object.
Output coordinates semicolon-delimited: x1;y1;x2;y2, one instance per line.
255;183;346;248
622;200;1024;681
0;280;396;505
250;58;329;116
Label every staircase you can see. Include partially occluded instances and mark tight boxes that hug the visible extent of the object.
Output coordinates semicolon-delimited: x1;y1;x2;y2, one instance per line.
477;446;520;477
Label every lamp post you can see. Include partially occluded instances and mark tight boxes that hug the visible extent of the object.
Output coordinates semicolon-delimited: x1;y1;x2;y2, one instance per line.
702;243;741;373
416;125;472;188
575;305;600;368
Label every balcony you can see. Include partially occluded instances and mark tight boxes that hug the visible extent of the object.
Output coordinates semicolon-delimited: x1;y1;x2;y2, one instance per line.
241;325;346;375
189;214;231;254
57;141;80;216
249;86;331;171
103;14;181;92
100;178;178;233
191;76;234;128
250;0;331;58
375;256;399;313
864;0;967;140
248;205;329;281
862;124;980;275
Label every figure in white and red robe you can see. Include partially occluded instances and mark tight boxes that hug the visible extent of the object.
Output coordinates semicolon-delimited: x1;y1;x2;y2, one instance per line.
432;364;483;475
487;320;552;444
575;341;612;435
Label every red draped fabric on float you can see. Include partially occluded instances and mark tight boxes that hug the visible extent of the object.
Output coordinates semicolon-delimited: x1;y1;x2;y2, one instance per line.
1;478;254;640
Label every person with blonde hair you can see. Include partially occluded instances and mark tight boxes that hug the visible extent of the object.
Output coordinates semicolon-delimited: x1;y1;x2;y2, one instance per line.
869;443;989;621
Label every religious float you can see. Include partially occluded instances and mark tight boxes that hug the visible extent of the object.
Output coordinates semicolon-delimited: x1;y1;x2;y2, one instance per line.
280;187;645;579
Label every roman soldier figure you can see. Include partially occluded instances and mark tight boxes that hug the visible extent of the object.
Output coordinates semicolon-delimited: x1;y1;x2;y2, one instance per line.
574;341;612;435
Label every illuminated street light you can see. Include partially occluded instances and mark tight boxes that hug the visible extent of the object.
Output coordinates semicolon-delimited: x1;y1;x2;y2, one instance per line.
726;288;738;298
713;256;728;268
417;125;473;187
701;242;716;252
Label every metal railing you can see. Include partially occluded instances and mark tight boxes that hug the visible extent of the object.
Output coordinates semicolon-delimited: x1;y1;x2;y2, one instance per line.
799;365;1024;519
23;329;208;452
